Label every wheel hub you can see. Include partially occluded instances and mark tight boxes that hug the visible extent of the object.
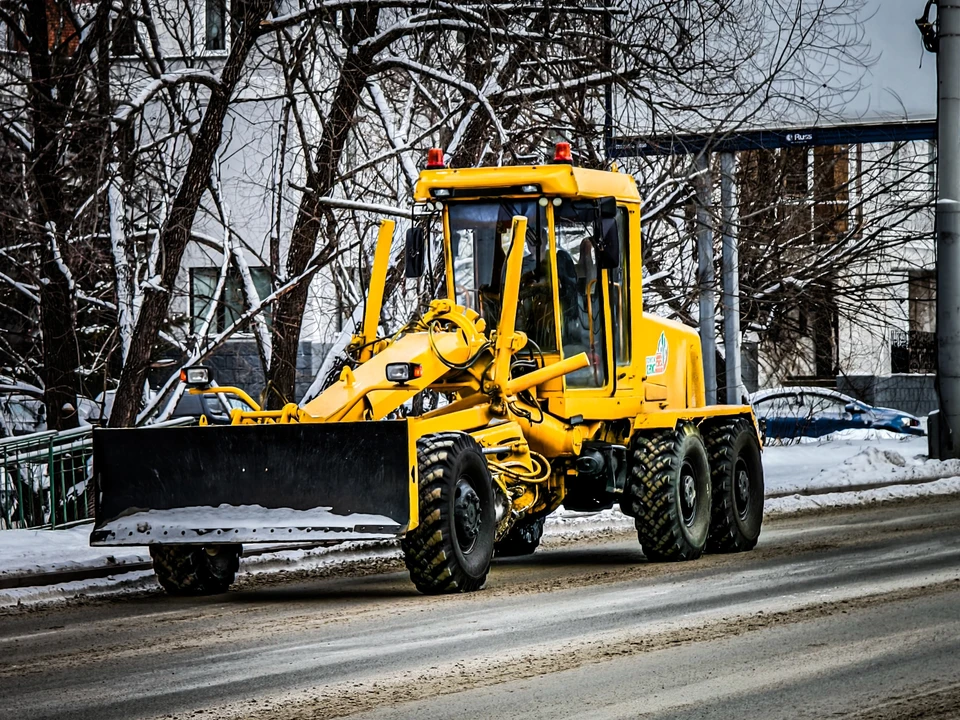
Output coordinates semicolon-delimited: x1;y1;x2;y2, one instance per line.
735;460;751;520
455;478;482;552
680;462;698;527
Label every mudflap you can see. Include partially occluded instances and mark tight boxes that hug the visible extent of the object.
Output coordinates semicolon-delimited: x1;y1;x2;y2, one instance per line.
91;421;415;546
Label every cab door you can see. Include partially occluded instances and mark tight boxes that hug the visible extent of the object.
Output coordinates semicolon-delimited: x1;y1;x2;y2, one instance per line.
552;202;632;396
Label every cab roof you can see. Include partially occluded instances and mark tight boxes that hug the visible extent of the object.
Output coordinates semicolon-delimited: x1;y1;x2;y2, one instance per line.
413;164;641;203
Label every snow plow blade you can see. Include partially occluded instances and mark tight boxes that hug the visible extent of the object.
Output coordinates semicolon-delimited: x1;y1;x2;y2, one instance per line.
90;421;415;546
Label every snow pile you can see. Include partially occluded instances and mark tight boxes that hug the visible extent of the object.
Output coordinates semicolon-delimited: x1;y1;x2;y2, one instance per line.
545;507;634;536
0;570;158;607
761;430;955;495
240;540;401;577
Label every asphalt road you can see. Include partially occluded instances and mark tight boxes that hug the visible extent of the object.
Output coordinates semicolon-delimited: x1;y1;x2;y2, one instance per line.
2;496;959;720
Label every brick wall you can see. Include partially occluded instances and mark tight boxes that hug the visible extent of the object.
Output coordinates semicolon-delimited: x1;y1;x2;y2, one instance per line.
838;374;937;417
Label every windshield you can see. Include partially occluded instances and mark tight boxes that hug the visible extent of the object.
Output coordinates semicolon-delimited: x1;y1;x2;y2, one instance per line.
447;201;556;352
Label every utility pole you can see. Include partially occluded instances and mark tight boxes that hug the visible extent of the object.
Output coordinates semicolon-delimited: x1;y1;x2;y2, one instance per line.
720;152;742;405
603;0;613;156
695;153;717;404
919;1;960;458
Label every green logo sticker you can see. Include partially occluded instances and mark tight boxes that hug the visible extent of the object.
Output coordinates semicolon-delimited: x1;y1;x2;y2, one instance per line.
645;332;669;376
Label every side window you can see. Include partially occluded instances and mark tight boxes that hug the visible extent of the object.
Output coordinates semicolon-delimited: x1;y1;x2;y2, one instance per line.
806;394;849;419
608;207;630;366
555;215;605;388
755;394;797;418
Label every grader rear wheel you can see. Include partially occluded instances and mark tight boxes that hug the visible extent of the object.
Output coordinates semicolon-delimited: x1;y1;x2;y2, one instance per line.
621;423;712;562
705;418;765;553
402;432;496;594
149;544;241;595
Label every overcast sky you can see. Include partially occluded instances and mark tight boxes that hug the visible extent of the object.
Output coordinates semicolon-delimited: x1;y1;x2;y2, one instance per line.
851;1;936;120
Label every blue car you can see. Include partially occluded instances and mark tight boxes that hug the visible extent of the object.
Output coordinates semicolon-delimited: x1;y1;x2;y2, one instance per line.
749;386;924;440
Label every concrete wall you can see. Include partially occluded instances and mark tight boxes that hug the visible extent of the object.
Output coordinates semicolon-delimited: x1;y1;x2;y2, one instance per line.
837;374;937;417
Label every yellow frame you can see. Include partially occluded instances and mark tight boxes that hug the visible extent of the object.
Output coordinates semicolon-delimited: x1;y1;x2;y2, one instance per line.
214;165;758;533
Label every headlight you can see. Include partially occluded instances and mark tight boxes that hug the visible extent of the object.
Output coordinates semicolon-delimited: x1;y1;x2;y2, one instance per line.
180;366;211;386
385;363;422;384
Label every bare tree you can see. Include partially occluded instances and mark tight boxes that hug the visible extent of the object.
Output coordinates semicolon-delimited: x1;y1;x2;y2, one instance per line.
0;0;884;428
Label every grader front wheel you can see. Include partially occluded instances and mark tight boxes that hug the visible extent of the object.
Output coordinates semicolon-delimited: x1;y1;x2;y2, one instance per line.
621;423;712;562
402;433;496;594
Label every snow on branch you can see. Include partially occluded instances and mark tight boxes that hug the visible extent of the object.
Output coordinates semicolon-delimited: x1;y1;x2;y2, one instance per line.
139;238;360;424
376;54;507;144
290;189;413;219
367;80;420;191
113;70;222;124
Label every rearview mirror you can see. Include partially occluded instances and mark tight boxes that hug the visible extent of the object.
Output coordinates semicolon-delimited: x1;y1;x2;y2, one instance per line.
598;196;617;219
845;402;863;415
594;216;620;270
404;227;425;277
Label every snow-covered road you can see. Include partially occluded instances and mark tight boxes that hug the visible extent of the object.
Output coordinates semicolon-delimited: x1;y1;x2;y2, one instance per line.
2;497;959;720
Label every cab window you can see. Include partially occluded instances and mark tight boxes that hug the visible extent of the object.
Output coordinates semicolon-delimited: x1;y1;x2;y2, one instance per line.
447;201;556;353
554;210;606;388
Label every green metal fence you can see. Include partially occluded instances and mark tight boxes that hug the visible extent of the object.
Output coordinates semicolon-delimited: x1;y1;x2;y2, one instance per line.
0;418;194;530
0;427;94;530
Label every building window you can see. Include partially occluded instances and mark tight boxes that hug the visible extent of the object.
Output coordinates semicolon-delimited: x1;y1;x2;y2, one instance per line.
202;0;256;53
891;271;936;373
781;147;808;198
191;267;272;334
112;8;137;57
205;0;227;52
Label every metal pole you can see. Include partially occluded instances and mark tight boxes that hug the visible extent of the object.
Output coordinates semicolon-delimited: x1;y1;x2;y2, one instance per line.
924;2;960;458
720;152;742;405
603;0;613;156
695;154;717;404
939;1;960;458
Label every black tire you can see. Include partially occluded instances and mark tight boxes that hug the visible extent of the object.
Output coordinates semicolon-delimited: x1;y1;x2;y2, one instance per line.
621;423;712;562
402;432;496;594
150;544;241;596
705;418;765;553
495;516;546;557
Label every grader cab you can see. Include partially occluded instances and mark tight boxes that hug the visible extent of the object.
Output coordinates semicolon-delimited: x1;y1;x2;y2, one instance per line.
91;144;764;595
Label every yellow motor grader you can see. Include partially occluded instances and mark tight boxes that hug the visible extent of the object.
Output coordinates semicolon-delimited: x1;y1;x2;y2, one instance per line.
91;144;764;595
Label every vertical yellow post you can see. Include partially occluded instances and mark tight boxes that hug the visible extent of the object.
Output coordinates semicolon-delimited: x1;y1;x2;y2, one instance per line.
357;219;395;362
489;216;528;398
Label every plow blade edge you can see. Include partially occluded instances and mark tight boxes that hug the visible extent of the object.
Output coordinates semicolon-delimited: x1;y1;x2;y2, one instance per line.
91;421;414;546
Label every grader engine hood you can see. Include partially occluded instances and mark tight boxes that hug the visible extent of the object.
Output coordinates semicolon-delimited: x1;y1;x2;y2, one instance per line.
90;421;415;546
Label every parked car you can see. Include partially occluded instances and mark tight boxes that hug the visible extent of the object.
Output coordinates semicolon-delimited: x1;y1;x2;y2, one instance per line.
749;386;924;440
0;380;115;436
0;382;46;438
81;390;115;426
170;388;257;425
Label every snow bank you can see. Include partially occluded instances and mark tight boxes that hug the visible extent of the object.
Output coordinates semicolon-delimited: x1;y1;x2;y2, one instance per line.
765;476;960;515
0;525;150;578
762;431;952;494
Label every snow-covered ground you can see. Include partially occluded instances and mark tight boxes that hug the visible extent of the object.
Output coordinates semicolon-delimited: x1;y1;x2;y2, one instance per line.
0;526;151;578
762;430;957;495
2;429;959;608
